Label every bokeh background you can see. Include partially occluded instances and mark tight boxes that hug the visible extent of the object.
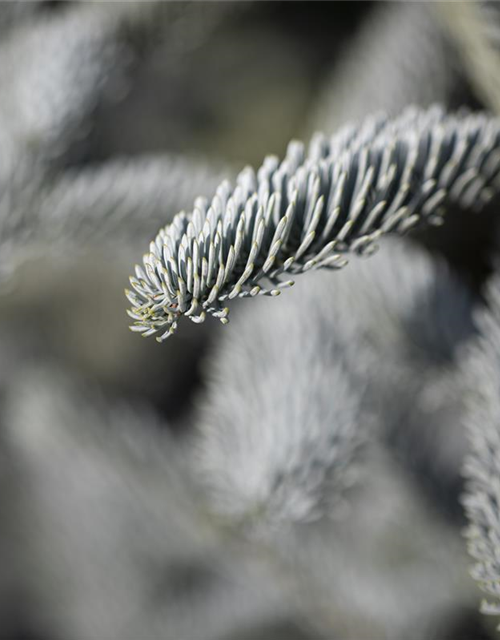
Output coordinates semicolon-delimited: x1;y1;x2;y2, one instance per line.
1;2;500;639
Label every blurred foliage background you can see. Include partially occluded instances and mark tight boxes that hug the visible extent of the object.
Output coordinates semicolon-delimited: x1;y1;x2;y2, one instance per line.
2;2;500;640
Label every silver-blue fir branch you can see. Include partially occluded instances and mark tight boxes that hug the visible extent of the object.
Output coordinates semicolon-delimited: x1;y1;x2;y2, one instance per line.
2;155;229;254
308;2;460;134
126;106;500;342
193;239;476;530
439;0;500;115
462;276;500;626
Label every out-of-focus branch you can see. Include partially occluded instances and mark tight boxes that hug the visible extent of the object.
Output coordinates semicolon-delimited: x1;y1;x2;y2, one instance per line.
308;2;462;135
439;1;500;115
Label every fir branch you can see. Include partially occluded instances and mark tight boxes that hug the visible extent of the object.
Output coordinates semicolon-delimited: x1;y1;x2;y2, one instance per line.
0;3;238;282
308;2;461;135
192;267;373;528
440;1;500;114
0;2;233;172
319;239;478;520
127;106;500;342
0;4;124;165
0;154;230;282
193;238;476;529
192;239;477;636
461;274;500;626
270;448;473;640
35;155;230;246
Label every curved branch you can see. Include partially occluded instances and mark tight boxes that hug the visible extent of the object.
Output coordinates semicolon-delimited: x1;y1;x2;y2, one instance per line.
127;107;500;341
